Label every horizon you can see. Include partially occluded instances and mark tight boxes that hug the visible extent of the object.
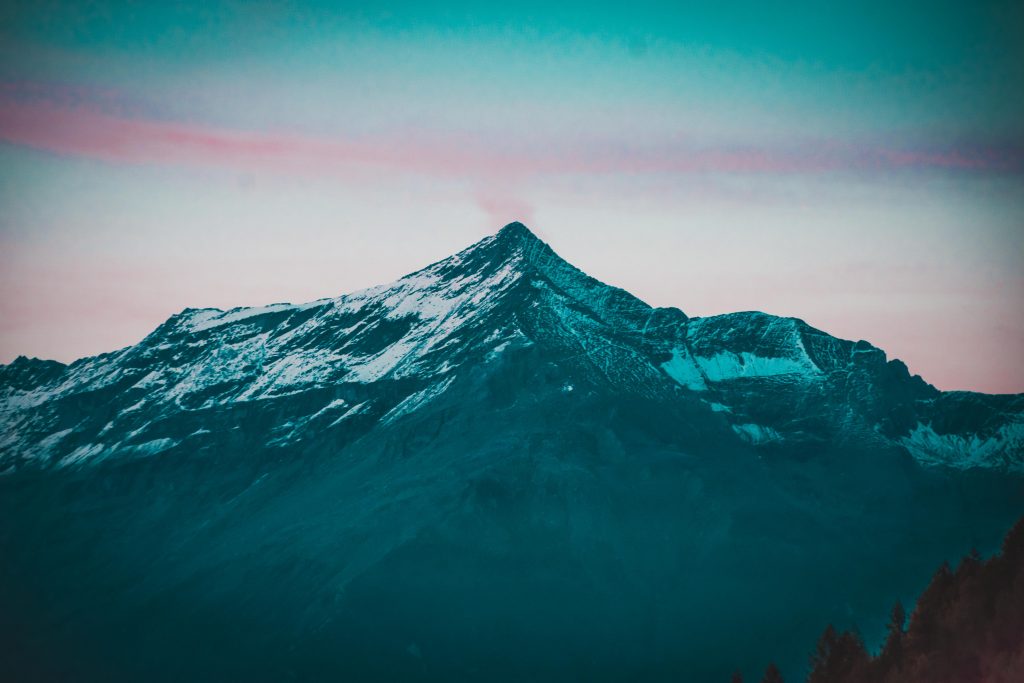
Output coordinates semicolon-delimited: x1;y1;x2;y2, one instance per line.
2;1;1023;393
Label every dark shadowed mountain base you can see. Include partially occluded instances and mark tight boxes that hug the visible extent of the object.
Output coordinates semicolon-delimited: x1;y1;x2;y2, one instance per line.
1;224;1022;681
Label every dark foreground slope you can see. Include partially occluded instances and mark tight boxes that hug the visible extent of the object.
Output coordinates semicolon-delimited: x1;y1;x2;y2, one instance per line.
1;223;1022;681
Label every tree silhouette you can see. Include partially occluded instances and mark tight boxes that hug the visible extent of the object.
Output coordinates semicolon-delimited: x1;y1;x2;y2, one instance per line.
874;601;905;678
807;625;840;683
807;626;868;683
761;662;784;683
806;516;1023;683
735;516;1024;683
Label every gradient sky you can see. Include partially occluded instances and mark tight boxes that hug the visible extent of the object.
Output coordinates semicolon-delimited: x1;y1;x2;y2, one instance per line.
1;1;1022;392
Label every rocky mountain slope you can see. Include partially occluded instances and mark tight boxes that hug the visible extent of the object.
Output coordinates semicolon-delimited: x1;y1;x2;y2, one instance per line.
2;222;1021;474
1;222;1022;682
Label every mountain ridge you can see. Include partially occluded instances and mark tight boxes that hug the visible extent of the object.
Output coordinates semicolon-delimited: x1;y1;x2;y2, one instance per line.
1;221;1022;473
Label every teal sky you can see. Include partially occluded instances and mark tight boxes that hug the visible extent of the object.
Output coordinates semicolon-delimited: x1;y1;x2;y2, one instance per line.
1;1;1022;391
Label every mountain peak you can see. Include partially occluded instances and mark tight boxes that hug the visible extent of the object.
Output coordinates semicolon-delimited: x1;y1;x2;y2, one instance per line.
496;221;540;243
451;220;554;273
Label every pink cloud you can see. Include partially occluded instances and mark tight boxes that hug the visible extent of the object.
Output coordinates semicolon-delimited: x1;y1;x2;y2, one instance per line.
475;191;536;225
2;82;1022;180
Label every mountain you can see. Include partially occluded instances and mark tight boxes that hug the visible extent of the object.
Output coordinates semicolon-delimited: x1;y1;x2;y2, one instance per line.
3;222;1021;474
1;222;1022;682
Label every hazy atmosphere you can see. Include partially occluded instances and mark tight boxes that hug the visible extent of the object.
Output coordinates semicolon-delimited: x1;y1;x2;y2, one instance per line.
1;0;1022;392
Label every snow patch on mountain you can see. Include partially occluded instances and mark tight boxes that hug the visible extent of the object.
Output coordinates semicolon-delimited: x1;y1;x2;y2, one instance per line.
327;401;372;428
660;348;707;391
186;302;323;333
60;443;106;468
382;376;456;425
130;438;179;457
346;335;423;383
234;350;338;399
732;423;783;445
310;399;349;420
695;351;820;382
37;428;72;450
900;422;1024;472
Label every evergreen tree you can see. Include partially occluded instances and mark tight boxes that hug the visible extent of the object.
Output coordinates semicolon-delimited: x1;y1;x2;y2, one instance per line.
807;625;839;683
760;662;783;683
876;600;906;677
808;625;868;683
1000;516;1024;563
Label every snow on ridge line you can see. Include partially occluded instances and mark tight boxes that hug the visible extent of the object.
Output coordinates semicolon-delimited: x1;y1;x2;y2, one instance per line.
152;250;524;400
180;227;523;335
5;246;522;415
186;301;326;333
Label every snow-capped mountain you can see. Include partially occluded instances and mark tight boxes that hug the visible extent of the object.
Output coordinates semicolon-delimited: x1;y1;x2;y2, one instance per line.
2;222;1021;473
2;223;1022;683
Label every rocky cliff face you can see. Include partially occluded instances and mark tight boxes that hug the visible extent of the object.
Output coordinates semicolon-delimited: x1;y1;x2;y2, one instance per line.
1;223;1021;682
